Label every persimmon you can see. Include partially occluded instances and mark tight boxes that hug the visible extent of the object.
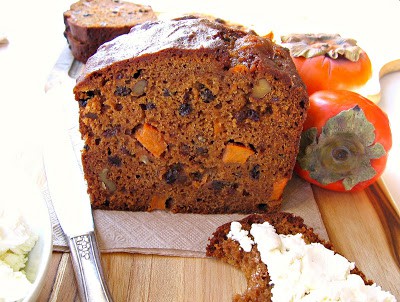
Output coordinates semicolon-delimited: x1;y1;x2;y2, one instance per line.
148;194;168;211
222;143;254;164
281;34;372;96
134;123;167;158
295;90;392;192
270;178;289;200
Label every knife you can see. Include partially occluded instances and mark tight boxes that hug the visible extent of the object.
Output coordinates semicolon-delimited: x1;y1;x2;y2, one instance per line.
44;46;113;301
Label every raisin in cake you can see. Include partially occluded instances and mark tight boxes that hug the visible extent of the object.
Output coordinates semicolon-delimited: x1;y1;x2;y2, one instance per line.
206;213;396;301
73;18;309;213
64;0;157;62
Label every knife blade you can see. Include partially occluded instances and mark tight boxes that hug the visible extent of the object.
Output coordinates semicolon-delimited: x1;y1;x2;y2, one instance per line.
44;46;113;301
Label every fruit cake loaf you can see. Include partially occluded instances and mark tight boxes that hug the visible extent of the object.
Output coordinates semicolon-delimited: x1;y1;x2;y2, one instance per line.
73;18;309;213
206;212;396;301
63;0;157;62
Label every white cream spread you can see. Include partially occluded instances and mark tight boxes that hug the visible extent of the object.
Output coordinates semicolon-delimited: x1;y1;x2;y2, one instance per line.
228;221;396;302
227;221;254;252
0;207;38;301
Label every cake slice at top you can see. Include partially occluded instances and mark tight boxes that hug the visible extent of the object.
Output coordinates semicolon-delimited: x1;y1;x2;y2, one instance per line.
63;0;157;62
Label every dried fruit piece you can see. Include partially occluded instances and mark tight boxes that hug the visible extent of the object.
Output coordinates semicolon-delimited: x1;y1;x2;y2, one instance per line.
250;164;261;179
196;82;215;103
134;123;167;158
103;126;120;137
163;163;186;184
148;194;168;211
108;155;122;166
179;103;192;116
213;118;224;136
190;171;203;181
270;178;289;200
139;102;156;110
235;107;260;123
114;86;131;96
230;64;249;73
211;180;226;191
222;143;255;164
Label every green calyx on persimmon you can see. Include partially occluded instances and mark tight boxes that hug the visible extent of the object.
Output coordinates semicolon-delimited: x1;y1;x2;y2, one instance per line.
297;105;386;191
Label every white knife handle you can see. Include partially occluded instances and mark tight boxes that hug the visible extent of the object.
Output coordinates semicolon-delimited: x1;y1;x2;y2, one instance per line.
69;231;113;302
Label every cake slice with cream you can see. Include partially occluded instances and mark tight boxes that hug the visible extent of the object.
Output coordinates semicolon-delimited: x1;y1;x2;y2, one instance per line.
206;212;396;301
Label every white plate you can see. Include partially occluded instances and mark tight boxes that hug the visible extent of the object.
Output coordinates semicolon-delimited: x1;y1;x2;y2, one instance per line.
3;165;53;302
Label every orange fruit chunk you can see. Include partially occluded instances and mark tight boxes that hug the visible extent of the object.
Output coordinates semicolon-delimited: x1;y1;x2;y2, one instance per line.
134;123;167;158
222;143;254;164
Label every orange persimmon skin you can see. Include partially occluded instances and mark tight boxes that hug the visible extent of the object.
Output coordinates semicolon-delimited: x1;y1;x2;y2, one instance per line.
292;51;372;96
295;90;392;192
